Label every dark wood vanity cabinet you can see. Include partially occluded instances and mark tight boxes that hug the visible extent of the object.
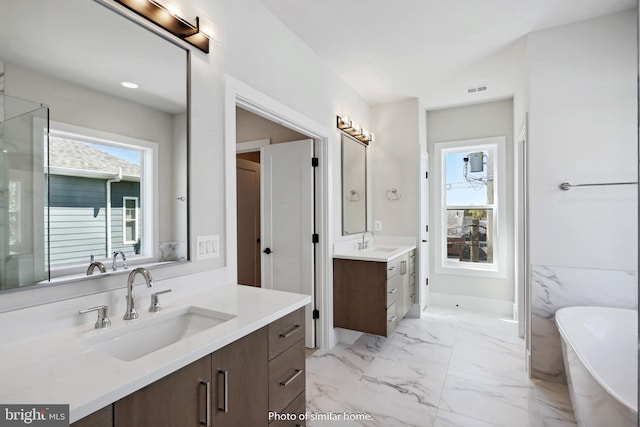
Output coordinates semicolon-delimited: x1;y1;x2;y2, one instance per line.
71;405;112;427
75;308;306;427
333;258;391;336
334;251;415;337
114;355;211;427
211;327;269;427
268;308;306;426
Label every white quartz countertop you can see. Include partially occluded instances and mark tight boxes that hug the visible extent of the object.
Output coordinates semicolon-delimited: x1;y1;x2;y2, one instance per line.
333;244;416;262
0;284;310;423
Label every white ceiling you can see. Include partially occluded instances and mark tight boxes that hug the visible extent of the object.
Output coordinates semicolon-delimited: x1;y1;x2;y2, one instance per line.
258;0;635;109
0;0;186;114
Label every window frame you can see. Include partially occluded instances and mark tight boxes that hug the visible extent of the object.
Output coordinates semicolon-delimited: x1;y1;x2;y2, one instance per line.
433;136;507;278
123;196;140;245
46;121;157;277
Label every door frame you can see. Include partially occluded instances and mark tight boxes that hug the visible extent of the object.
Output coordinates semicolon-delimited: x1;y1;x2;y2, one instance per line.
224;76;331;350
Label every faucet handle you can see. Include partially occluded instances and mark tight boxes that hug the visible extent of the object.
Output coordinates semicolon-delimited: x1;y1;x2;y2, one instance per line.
79;305;111;329
149;289;172;313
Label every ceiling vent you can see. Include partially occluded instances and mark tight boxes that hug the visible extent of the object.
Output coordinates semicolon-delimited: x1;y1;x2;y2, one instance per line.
467;84;488;94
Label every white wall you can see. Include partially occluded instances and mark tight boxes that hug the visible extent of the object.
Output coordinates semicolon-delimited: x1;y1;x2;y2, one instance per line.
371;98;422;236
527;9;637;271
426;99;515;307
526;9;637;381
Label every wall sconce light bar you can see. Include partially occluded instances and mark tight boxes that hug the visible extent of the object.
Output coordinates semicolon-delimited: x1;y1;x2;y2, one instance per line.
113;0;210;53
337;115;374;144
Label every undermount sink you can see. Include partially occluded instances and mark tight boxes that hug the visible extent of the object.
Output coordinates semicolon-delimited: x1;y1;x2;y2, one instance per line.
371;247;398;252
80;306;235;361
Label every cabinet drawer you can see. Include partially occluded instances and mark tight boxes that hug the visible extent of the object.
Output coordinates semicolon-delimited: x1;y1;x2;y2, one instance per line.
269;308;305;360
387;301;398;336
386;274;401;308
386;258;399;278
269;339;305;413
270;391;306;427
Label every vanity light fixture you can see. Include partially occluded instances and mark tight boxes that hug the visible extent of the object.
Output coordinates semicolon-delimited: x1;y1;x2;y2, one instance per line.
113;0;211;53
337;115;374;144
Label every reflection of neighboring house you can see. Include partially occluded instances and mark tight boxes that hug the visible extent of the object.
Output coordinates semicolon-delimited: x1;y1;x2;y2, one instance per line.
47;138;141;265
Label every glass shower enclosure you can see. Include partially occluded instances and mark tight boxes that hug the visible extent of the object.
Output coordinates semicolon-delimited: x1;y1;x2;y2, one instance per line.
0;94;49;290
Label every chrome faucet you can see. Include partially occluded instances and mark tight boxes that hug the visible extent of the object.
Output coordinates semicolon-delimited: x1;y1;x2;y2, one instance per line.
87;261;107;275
361;230;375;249
124;267;153;320
112;251;127;271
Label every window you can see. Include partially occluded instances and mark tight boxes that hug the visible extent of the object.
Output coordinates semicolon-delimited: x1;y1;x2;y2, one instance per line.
123;197;139;244
46;122;154;270
434;137;506;276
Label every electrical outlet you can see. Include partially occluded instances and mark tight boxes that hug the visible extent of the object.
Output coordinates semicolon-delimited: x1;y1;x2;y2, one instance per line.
197;235;219;259
374;221;382;231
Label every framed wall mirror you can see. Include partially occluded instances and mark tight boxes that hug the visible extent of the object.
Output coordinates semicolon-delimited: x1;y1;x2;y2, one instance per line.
341;134;367;235
0;0;189;292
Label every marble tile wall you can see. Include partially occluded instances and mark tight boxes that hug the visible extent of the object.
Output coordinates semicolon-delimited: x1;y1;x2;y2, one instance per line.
530;265;637;383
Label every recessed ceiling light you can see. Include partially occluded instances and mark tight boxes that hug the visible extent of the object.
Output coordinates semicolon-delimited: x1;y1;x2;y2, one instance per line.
121;81;139;89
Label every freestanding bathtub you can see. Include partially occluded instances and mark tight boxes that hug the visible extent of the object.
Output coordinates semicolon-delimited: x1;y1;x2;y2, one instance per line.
555;306;638;427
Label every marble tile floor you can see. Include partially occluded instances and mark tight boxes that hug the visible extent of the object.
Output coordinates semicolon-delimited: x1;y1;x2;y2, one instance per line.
305;307;577;427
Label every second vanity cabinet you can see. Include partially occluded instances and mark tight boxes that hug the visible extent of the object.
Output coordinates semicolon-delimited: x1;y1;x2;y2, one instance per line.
334;250;415;337
82;308;306;427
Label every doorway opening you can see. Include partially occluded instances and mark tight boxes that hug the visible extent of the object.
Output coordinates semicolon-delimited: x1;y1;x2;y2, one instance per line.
233;106;320;350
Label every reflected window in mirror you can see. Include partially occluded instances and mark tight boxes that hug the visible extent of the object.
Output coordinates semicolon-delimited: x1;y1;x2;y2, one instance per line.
0;0;190;292
47;124;155;273
341;134;367;235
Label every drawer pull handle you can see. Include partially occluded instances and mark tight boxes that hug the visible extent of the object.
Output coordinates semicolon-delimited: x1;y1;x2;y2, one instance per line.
410;293;415;299
279;324;302;339
217;369;228;413
387;288;397;294
388;315;397;323
279;369;302;387
388;266;396;271
199;380;211;427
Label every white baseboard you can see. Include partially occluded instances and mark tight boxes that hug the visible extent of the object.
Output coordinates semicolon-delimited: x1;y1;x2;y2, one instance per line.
429;292;514;318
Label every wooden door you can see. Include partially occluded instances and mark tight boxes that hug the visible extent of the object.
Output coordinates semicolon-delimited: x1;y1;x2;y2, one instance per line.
236;157;261;286
114;355;211;427
211;327;269;427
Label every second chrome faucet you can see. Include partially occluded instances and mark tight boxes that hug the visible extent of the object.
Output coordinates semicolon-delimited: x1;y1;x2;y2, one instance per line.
123;267;153;320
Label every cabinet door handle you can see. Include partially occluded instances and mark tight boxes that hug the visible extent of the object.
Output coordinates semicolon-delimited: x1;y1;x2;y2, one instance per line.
279;324;301;338
217;369;229;413
400;261;407;275
388;315;397;323
199;380;211;427
279;369;302;387
387;288;397;294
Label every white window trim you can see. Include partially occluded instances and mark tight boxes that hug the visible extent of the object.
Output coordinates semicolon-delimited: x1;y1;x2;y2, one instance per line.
433;136;507;279
123;196;140;244
47;121;157;277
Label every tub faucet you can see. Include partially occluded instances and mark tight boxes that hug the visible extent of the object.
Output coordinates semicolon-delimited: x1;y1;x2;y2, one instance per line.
112;251;127;271
86;261;106;275
124;267;153;320
361;230;375;249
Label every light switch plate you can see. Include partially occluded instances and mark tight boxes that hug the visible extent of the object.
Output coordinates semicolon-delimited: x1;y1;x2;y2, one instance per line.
374;221;382;231
197;235;219;259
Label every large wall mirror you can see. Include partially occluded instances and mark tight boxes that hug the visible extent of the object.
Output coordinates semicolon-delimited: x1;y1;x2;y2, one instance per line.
0;0;189;292
341;134;367;235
